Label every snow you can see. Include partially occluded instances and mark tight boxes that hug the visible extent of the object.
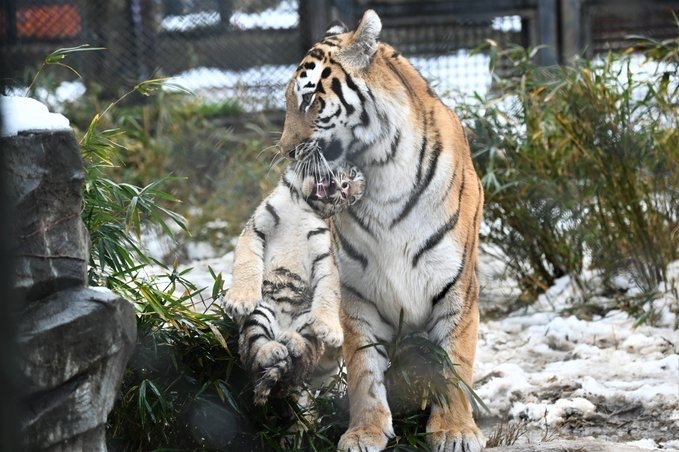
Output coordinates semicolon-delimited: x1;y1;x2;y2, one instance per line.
475;261;679;447
161;11;221;32
230;0;298;30
161;0;298;32
34;80;86;111
165;64;296;110
0;96;71;137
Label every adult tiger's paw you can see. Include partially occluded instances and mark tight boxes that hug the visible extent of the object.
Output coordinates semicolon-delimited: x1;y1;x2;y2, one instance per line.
311;315;343;347
223;287;260;320
427;429;486;452
338;427;390;452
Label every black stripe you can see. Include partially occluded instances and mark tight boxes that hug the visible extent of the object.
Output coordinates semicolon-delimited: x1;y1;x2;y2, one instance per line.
308;48;325;60
439;166;458;205
262;280;305;295
374;346;388;361
271;294;306;305
281;174;301;201
318;105;342;124
242;318;273;338
254;304;274;316
311;252;331;275
431;249;468;306
307;227;329;239
414;123;428;184
344;74;365;102
341;283;368;303
312;252;331;264
412;210;460;267
273;267;305;283
302;331;319;344
253;226;266;242
391;135;443;228
457;170;467;207
246;333;268;348
331;77;355;115
369;130;400;166
265;202;280;226
342;284;395;328
346;207;377;239
385;59;417;100
336;230;368;270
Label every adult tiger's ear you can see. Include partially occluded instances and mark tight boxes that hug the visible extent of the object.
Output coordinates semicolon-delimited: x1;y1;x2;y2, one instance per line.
339;9;382;70
325;19;348;37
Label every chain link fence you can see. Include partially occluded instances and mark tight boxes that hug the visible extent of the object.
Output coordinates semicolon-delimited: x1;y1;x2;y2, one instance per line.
2;0;678;110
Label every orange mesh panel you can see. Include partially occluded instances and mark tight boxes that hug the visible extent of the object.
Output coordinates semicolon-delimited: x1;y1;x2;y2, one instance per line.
17;5;81;39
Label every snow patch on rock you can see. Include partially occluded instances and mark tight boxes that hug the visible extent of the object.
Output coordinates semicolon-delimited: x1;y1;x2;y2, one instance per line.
1;96;71;137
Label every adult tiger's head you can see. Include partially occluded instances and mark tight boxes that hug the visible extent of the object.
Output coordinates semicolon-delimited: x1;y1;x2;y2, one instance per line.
279;10;393;170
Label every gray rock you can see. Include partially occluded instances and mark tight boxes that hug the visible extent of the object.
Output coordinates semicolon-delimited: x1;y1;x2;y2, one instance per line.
1;131;89;302
3;129;137;451
487;439;651;451
18;286;136;451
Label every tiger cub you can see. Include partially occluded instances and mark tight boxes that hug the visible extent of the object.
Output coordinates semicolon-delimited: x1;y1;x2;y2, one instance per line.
225;163;365;404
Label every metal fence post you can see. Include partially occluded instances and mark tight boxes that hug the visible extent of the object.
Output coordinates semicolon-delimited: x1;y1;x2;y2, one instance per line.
561;0;582;62
536;0;558;65
300;0;332;51
2;0;17;44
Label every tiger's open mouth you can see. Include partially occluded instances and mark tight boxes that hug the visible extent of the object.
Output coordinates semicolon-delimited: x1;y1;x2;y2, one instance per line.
311;174;338;201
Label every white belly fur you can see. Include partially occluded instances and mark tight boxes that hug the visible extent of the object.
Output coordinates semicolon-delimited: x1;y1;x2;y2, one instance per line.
336;198;463;329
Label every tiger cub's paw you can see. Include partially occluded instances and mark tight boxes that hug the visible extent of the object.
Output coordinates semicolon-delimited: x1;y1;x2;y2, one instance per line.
311;315;343;347
252;341;291;405
223;287;260;320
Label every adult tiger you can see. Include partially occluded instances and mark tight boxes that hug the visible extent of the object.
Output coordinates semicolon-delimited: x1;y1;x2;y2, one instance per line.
278;10;485;452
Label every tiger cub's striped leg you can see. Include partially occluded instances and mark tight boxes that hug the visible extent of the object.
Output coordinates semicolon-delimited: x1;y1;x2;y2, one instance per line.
338;288;395;452
278;314;323;386
426;274;485;452
238;299;290;405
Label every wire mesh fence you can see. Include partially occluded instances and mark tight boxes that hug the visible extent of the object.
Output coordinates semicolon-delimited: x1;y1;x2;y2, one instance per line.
2;0;678;110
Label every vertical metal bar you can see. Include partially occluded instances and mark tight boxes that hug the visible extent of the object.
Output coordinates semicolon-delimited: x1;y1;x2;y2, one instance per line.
300;0;331;51
561;0;582;62
537;0;558;65
309;0;331;42
4;0;18;44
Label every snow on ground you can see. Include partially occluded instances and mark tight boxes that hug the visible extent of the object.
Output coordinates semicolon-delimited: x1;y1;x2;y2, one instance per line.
0;96;71;137
475;259;679;449
169;248;678;449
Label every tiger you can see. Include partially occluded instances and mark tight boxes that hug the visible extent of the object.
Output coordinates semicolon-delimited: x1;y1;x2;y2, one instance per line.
277;9;486;452
225;161;366;405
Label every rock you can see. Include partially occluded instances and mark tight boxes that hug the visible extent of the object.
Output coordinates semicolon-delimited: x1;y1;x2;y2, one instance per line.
2;129;137;451
18;286;136;450
1;131;89;302
487;439;652;452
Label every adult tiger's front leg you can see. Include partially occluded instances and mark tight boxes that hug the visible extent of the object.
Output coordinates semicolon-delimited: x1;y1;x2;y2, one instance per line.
426;273;486;452
337;288;395;452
